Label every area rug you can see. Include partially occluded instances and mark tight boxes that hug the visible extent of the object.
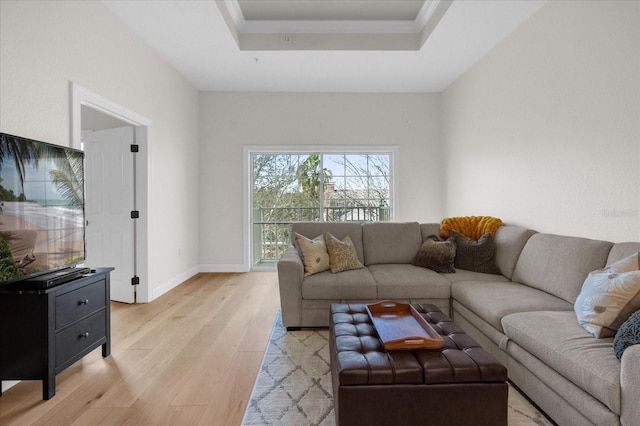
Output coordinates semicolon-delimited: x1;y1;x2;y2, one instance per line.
242;311;553;426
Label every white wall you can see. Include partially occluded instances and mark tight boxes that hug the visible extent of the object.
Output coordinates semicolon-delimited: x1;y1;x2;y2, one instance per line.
441;0;640;242
199;92;443;269
0;1;201;296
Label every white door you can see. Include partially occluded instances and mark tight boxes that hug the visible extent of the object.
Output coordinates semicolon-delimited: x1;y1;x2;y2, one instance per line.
83;126;136;303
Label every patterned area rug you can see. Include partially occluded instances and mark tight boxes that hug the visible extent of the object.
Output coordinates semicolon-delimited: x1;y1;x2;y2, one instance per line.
242;312;553;426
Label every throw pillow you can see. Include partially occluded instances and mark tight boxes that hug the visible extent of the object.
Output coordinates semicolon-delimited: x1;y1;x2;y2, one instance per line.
412;235;456;273
613;309;640;360
450;231;502;275
440;216;504;240
325;233;364;273
575;253;640;338
295;233;330;276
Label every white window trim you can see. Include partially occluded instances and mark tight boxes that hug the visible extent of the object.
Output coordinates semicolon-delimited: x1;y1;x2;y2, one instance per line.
243;145;400;271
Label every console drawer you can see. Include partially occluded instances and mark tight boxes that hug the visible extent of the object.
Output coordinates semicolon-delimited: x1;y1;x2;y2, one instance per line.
55;279;106;329
55;310;106;369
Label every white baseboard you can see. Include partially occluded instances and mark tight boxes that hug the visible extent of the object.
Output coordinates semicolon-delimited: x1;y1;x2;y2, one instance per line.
149;264;252;301
199;263;249;273
151;265;200;301
2;380;19;393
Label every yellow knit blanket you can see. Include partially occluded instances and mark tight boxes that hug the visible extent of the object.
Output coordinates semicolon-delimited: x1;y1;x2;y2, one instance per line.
440;216;504;240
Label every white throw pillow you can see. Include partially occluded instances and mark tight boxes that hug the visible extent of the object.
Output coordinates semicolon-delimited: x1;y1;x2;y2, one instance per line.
575;252;640;338
295;233;330;276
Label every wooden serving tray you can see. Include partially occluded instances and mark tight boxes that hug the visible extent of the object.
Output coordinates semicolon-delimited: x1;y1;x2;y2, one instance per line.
366;301;444;351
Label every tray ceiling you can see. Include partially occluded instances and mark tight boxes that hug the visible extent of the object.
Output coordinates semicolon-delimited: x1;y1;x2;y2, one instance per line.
102;0;546;92
217;0;450;50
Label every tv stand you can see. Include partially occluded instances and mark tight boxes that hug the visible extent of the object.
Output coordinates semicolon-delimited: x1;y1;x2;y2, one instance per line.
0;268;113;400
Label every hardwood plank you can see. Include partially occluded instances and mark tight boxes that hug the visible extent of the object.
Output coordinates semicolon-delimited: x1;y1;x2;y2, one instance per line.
0;272;280;426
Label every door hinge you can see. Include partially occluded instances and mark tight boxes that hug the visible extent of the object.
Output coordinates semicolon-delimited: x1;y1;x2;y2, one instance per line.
131;144;139;153
131;210;140;219
131;276;140;286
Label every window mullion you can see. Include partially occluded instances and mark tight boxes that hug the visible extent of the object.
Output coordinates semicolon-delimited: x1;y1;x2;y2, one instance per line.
319;154;325;222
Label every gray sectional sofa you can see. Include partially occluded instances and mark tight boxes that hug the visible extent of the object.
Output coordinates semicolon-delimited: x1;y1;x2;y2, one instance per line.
277;221;640;426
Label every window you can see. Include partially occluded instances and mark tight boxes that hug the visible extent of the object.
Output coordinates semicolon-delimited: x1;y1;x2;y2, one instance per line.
247;147;397;268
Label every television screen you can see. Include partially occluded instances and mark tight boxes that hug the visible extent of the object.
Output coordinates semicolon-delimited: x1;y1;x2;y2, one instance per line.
0;133;85;285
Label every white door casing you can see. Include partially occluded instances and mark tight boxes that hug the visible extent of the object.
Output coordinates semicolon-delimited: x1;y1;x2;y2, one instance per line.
71;82;151;303
83;127;135;303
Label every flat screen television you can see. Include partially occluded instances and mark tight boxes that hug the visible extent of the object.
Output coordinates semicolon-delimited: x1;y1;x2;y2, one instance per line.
0;132;86;288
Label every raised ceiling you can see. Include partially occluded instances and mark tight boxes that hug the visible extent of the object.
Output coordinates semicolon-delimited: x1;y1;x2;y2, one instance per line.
102;0;546;92
237;0;426;21
217;0;451;50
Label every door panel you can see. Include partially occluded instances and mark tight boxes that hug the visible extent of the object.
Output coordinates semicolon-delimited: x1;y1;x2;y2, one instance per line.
83;127;135;303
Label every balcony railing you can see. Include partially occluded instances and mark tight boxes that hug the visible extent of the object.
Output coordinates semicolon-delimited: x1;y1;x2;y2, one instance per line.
253;205;390;264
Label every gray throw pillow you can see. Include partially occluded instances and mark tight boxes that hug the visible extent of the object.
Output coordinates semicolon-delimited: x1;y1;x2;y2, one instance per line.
613;309;640;360
451;231;502;275
412;235;456;273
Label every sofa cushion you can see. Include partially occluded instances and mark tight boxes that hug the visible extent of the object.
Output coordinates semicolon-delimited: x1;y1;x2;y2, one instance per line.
607;242;640;265
326;233;365;273
511;233;613;304
420;223;441;241
292;222;365;264
411;235;456;273
452;280;573;332
295;233;330;276
443;269;510;284
451;231;501;274
368;264;451;299
302;268;377;300
492;226;537;280
501;311;621;414
574;252;640;337
362;222;422;265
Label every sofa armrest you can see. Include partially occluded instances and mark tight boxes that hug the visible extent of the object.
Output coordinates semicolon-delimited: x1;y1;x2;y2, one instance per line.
277;246;304;328
621;344;640;425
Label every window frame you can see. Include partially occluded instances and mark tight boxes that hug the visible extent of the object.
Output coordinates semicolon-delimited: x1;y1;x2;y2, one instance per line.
243;145;400;270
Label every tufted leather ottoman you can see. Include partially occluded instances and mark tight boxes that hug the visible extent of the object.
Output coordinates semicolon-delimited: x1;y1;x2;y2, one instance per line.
330;303;507;426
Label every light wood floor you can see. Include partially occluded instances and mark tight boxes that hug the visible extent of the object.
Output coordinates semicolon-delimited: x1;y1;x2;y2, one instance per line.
0;272;280;426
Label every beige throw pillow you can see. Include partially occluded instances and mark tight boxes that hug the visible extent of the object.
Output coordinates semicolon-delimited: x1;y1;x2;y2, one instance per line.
325;233;364;273
575;252;640;338
295;233;330;276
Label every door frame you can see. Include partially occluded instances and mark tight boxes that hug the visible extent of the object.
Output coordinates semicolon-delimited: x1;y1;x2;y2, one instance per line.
70;82;152;303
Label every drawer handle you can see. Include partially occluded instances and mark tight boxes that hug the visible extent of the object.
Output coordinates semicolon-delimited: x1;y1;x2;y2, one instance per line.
80;332;90;339
78;299;89;305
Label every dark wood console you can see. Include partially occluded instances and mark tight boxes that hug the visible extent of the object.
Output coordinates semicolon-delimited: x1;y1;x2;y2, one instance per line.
0;268;113;399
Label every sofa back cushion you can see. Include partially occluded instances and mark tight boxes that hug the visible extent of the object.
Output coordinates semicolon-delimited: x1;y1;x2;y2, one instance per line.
493;226;537;280
291;222;365;264
608;242;640;264
512;233;613;303
362;222;422;265
420;223;441;241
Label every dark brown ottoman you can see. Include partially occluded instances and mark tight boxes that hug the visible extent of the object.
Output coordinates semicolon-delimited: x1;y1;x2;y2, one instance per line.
330;303;508;426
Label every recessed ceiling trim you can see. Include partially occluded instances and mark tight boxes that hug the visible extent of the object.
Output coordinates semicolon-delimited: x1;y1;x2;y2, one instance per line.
236;19;425;35
415;0;441;29
216;0;453;51
239;33;421;51
225;0;441;35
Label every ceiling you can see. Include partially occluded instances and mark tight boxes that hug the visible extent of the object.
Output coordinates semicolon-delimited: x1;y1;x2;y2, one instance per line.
102;0;546;93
